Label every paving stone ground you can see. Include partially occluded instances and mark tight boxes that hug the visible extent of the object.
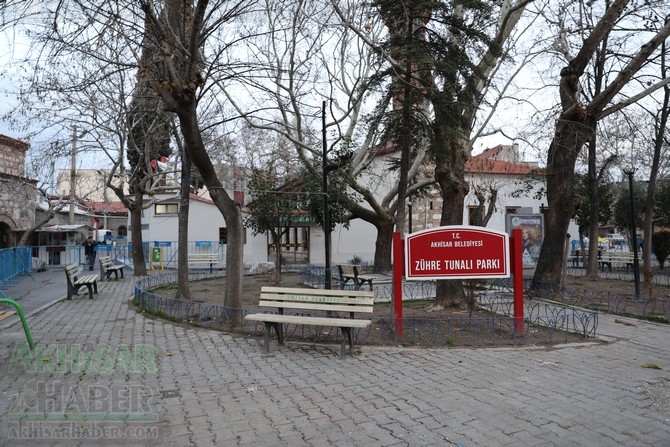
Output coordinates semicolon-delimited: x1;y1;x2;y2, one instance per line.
0;271;668;446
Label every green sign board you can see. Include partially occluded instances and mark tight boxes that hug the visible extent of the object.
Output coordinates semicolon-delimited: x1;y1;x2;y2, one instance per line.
151;247;161;263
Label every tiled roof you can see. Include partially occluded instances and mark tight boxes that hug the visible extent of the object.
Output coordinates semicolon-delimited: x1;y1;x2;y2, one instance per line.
85;201;129;214
0;134;30;151
465;157;538;175
466;145;541;175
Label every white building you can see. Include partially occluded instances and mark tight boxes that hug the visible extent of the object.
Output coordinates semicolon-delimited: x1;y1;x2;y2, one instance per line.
132;144;578;268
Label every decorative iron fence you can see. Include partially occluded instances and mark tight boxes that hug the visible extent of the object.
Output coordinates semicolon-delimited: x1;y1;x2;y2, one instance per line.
134;269;599;349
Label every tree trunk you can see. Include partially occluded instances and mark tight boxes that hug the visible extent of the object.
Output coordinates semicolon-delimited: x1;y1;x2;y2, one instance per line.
433;173;467;306
177;103;244;313
532;120;593;289
585;137;600;280
642;69;669;295
130;190;148;276
433;124;469;307
17;208;59;246
175;144;192;300
372;218;395;273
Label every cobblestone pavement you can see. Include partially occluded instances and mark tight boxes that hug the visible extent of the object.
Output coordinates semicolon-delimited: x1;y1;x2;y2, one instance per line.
0;273;668;446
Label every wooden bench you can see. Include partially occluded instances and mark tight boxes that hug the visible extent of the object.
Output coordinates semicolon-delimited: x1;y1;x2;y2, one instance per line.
0;310;16;322
98;255;125;280
568;250;582;267
337;264;375;290
188;253;219;273
598;252;636;271
244;287;375;359
65;264;99;300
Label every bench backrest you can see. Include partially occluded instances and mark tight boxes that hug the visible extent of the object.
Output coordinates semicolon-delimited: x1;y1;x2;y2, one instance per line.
338;264;363;277
259;287;374;314
99;255;112;265
188;253;218;260
65;264;80;283
600;252;634;259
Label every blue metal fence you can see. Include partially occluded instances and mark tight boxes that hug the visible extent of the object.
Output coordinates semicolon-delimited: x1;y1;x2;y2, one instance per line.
0;247;33;286
6;241;224;272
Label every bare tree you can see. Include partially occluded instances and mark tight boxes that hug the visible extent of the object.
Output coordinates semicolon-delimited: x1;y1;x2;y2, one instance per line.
4;0;254;308
640;41;670;295
223;0;436;271
532;0;670;290
343;0;534;306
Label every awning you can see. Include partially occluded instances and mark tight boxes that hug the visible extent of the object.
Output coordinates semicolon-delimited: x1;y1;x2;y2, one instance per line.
37;224;92;232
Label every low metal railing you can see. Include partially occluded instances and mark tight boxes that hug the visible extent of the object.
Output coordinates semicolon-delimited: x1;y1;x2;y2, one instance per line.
134;269;600;348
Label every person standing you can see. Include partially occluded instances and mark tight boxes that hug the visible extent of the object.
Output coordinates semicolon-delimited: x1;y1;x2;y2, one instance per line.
82;236;99;271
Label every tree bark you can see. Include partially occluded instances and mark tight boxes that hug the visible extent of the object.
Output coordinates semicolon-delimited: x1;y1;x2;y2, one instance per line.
532;0;670;288
175;139;192;300
533;119;593;288
643;60;670;295
177;103;244;313
372;218;395;273
130;190;148;276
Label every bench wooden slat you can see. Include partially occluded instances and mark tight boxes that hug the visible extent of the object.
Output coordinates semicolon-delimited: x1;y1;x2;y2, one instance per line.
187;254;219;273
245;314;372;328
188;254;219;261
261;287;374;300
258;300;374;314
260;292;374;306
245;286;375;358
0;310;16;322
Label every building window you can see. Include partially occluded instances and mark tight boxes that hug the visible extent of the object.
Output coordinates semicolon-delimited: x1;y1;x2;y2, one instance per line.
155;203;178;215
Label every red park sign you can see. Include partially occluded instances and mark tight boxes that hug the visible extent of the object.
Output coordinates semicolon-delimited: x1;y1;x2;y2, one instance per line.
405;226;510;280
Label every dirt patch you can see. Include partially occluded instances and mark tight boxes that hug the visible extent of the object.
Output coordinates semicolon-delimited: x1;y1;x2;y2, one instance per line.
152;272;593;347
564;274;670;298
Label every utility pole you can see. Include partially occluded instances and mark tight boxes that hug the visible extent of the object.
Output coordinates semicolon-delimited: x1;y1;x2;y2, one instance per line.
69;125;77;225
322;102;332;290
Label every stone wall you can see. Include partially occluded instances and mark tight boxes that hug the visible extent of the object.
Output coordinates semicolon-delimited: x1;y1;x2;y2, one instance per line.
0;134;29;177
0;135;36;244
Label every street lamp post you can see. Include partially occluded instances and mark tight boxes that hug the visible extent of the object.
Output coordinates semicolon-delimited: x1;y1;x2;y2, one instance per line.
322;101;351;290
623;168;641;299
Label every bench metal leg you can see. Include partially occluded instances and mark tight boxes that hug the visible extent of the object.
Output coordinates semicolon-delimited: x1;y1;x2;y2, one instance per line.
263;324;271;353
263;322;283;354
339;327;353;359
86;284;94;300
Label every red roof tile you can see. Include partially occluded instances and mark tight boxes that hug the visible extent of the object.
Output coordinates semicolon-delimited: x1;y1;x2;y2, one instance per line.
85;201;129;214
